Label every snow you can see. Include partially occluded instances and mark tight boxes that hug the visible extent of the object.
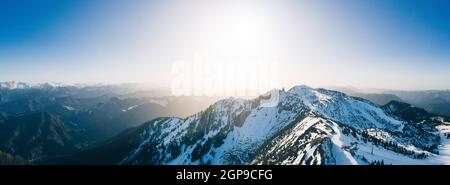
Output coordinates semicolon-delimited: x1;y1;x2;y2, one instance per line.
208;94;310;164
122;105;139;112
276;116;319;152
330;123;358;165
208;106;285;164
62;105;76;111
427;125;450;164
148;98;168;107
326;123;435;165
0;81;30;89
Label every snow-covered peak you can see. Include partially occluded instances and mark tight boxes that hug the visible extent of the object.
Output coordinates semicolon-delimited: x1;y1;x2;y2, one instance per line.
36;82;75;89
213;97;250;112
287;86;332;104
281;85;403;130
0;81;30;89
287;85;348;100
288;85;314;93
0;81;78;90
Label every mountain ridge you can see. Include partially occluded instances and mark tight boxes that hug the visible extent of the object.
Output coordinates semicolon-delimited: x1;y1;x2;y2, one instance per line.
42;85;450;165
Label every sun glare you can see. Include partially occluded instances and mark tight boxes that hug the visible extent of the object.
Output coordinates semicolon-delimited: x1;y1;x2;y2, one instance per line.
199;6;274;57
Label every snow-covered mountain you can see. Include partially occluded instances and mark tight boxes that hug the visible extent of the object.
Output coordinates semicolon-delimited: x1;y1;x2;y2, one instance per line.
45;85;450;165
0;81;69;89
0;81;30;89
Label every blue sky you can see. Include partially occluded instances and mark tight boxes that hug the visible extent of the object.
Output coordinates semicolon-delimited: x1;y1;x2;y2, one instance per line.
0;0;449;90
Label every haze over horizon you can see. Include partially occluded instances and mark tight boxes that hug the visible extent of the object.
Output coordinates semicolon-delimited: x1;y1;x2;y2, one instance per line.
1;0;450;91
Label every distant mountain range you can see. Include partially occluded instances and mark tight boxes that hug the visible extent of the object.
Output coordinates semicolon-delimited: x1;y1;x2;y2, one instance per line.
326;86;450;117
0;82;220;163
0;81;30;89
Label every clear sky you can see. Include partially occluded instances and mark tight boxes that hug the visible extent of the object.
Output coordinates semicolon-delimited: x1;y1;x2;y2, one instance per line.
0;0;449;90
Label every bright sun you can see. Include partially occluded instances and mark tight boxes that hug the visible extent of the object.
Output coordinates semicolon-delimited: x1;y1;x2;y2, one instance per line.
199;7;273;56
